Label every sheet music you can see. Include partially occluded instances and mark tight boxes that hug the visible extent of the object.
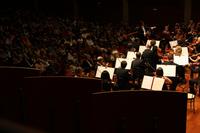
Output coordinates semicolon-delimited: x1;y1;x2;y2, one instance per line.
95;66;115;80
173;55;189;66
151;77;165;91
139;46;147;54
169;40;178;48
173;47;188;56
126;51;136;60
181;47;189;56
156;64;176;77
142;75;165;91
146;40;160;47
115;58;133;70
141;75;154;90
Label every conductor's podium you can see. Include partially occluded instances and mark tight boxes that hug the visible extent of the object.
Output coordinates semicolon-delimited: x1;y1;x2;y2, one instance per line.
22;76;102;133
89;90;187;133
0;66;40;123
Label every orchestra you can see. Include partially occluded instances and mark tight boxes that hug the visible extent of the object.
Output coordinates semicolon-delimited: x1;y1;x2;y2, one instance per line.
98;24;200;93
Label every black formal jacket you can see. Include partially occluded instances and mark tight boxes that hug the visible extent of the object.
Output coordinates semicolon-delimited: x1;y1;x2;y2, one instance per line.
115;67;130;90
131;58;146;80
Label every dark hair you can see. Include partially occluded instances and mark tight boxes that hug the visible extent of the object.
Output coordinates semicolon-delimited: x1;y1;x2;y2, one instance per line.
136;52;141;58
156;67;163;77
121;61;127;68
101;70;110;80
101;70;112;91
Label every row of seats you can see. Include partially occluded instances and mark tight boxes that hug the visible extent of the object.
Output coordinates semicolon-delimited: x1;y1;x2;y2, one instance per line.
0;66;187;133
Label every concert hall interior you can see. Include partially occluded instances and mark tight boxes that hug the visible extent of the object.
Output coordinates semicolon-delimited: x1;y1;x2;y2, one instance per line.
0;0;200;133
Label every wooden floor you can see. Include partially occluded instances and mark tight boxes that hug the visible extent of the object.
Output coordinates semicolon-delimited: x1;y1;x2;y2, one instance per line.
187;94;200;133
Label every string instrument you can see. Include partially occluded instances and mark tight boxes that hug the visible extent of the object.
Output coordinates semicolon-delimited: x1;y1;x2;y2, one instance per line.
157;47;163;58
189;53;200;63
189;52;200;58
187;45;196;56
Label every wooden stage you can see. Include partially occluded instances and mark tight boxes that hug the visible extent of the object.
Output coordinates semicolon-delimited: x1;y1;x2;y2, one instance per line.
187;95;200;133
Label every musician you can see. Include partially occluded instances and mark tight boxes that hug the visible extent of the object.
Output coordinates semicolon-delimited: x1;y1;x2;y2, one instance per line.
162;54;185;91
177;39;188;47
114;60;131;90
188;40;197;56
135;20;148;43
189;37;200;61
154;67;172;90
162;25;173;41
150;40;162;69
101;70;113;91
174;45;182;56
195;37;200;53
131;37;141;52
189;61;200;95
141;44;154;76
131;52;146;90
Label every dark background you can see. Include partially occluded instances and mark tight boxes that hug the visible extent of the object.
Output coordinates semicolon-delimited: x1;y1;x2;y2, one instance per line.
0;0;199;25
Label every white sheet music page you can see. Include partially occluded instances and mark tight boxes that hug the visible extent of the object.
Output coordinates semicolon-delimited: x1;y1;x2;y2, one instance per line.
95;66;115;80
173;47;188;56
151;77;165;91
181;47;189;56
173;55;189;66
169;40;178;48
146;40;160;47
115;58;133;70
141;75;154;90
126;51;136;60
156;64;176;77
139;45;147;54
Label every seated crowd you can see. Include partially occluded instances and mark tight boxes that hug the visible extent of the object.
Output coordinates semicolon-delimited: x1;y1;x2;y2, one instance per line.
0;10;200;93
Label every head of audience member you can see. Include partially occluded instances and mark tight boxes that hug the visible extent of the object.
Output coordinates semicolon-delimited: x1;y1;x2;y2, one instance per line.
121;60;127;69
97;56;104;65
